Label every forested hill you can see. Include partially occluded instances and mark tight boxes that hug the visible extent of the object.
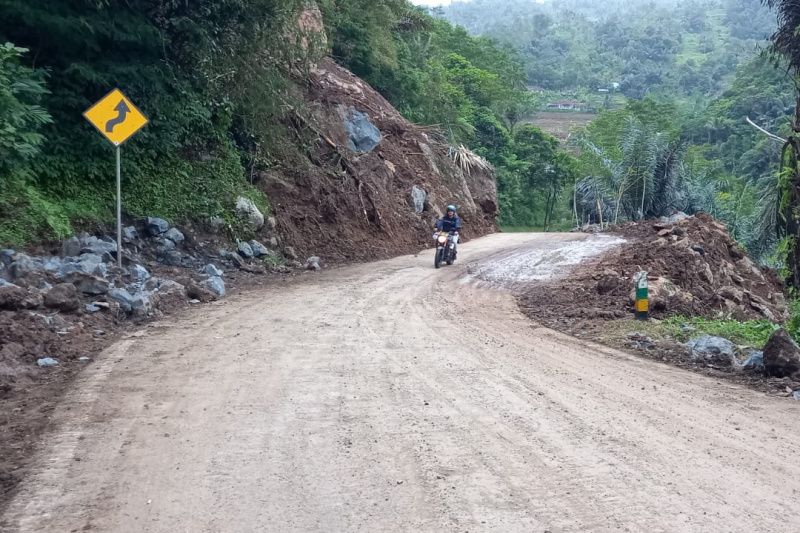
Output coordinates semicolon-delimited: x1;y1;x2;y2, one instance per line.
440;0;775;99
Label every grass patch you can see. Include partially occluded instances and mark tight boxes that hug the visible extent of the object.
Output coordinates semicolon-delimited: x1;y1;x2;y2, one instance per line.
661;316;779;348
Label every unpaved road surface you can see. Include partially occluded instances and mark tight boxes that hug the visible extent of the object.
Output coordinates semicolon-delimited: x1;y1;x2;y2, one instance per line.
3;233;800;532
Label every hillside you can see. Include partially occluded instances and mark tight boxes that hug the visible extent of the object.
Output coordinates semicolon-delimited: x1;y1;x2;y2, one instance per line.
0;1;498;259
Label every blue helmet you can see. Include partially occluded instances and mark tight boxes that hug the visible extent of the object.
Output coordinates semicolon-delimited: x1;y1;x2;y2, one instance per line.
446;204;457;213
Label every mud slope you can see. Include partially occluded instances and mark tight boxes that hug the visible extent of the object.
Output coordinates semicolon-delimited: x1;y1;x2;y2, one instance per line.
3;233;800;532
256;8;497;262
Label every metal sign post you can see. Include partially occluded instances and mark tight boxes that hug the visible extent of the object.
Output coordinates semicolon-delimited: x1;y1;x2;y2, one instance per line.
83;89;148;268
634;271;649;320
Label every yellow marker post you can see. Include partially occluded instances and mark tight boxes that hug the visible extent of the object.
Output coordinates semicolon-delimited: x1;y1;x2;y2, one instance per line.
83;89;148;267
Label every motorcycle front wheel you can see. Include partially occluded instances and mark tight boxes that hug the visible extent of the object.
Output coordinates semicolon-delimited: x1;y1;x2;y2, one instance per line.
434;248;444;269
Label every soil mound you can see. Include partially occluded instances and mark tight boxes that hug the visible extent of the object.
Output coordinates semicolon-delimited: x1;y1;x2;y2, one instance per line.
520;213;787;324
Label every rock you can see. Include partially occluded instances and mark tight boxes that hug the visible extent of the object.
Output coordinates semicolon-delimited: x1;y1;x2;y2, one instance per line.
306;256;322;271
672;226;687;237
284;246;298;260
109;288;152;316
627;332;655;351
63;272;109;296
344;108;381;153
122;226;138;242
36;357;59;367
657;228;672;237
21;290;43;309
410;185;427;214
687;335;737;367
164;227;185;244
741;351;765;371
749;294;779;322
238;241;255;259
700;263;714;285
130;264;151;282
61;236;82;257
690;244;705;256
202;276;226;297
0;282;28;310
0;249;15;268
204;264;224;278
729;244;745;260
44;283;81;312
267;216;278;230
763;329;800;378
9;254;40;279
661;212;690;224
162;251;184;267
79;235;117;258
147;217;170;236
596;272;620;294
156;237;176;252
57;254;107;279
269;236;279;248
235;197;265;232
187;282;219;303
85;303;102;313
249;240;270;258
718;286;744;304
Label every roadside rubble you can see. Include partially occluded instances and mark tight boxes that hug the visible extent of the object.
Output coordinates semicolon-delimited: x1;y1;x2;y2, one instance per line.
518;212;799;397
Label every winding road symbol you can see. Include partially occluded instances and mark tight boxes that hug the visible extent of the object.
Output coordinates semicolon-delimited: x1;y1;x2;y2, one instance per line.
105;100;131;133
83;88;148;146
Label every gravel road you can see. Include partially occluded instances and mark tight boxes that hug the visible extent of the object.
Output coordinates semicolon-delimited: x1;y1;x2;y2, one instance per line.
2;233;799;532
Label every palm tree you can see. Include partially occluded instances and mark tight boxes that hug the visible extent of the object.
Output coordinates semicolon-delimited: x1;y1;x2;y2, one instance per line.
759;0;800;287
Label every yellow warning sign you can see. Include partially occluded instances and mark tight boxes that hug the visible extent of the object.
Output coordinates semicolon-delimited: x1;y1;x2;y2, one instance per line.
83;88;148;146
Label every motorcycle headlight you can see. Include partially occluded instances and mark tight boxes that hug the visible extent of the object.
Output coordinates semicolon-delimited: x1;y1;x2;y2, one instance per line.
438;236;447;244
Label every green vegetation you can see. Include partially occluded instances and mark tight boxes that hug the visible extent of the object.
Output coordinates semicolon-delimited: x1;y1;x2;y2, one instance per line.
662;316;779;347
0;0;575;244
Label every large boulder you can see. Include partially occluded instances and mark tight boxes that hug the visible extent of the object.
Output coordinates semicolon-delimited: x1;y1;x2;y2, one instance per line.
202;276;226;297
343;107;381;153
44;283;81;312
61;236;81;257
763;329;800;378
164;227;185;244
687;335;738;367
249;240;270;258
79;235;117;258
235;197;265;232
109;288;152;316
238;241;255;259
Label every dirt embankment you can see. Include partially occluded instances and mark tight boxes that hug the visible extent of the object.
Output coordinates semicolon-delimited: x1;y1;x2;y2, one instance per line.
520;213;787;326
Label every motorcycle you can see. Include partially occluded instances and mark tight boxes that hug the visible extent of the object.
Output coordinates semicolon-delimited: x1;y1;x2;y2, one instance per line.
433;231;458;269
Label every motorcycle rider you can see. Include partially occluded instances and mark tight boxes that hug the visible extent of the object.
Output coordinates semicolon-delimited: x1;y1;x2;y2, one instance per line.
434;205;462;257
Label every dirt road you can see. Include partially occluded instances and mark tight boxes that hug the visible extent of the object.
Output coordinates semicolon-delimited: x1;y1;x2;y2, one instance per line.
2;233;800;532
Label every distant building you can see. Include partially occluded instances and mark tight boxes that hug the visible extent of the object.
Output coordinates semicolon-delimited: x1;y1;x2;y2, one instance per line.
546;99;587;111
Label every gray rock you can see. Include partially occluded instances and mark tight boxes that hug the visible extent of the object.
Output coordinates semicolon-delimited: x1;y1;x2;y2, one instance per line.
794;390;800;401
44;283;81;312
410;185;427;214
61;236;81;257
156;237;176;253
85;303;102;313
57;254;107;279
204;264;224;278
130;264;151;282
741;351;765;371
238;241;255;259
122;226;138;242
162;251;184;267
249;240;270;258
203;276;226;297
269;236;279;248
37;357;59;367
267;216;278;230
687;335;737;367
344;108;381;153
0;249;14;268
164;227;185;244
79;235;117;257
147;217;170;236
109;288;152;316
235;197;265;232
63;272;109;296
9;254;40;279
306;256;322;271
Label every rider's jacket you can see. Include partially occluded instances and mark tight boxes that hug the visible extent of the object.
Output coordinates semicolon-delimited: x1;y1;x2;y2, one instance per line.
435;215;462;233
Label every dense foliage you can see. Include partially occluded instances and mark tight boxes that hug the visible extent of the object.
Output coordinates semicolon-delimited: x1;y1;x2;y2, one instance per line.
441;0;774;100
